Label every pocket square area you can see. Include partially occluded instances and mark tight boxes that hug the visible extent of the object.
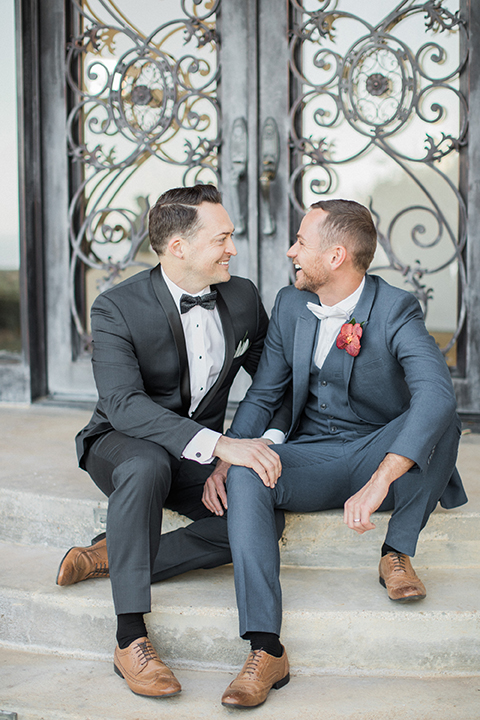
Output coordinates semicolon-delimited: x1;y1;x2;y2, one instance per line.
234;338;250;358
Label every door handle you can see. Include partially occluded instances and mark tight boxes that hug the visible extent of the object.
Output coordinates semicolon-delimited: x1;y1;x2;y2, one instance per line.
230;117;248;235
259;117;280;236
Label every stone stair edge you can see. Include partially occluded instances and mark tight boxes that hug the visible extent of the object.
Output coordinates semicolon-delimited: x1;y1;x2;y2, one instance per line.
0;640;479;680
1;544;478;674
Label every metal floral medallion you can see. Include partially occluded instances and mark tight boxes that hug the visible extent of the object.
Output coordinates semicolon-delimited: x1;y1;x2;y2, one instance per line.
289;0;467;359
66;0;219;346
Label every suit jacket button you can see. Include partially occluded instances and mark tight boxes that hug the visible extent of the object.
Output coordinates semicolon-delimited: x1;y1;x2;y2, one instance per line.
320;403;327;409
331;426;338;432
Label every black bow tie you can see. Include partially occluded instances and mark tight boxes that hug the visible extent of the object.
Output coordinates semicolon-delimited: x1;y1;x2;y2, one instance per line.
180;290;217;314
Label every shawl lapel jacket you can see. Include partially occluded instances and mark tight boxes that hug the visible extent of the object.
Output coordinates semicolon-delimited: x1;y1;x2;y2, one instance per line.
229;274;466;509
76;265;271;467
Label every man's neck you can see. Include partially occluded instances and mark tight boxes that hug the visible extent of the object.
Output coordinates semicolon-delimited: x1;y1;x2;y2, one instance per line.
317;274;365;306
160;263;209;295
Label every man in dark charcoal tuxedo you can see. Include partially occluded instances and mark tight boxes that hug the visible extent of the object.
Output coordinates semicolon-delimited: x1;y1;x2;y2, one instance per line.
205;199;467;709
56;185;284;698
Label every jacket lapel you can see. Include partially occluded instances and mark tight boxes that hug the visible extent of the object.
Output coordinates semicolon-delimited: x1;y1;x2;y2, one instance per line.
150;265;191;416
342;274;377;387
292;307;318;429
192;284;236;420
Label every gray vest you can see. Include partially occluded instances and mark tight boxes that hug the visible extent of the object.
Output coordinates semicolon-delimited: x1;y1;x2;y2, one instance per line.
294;339;378;441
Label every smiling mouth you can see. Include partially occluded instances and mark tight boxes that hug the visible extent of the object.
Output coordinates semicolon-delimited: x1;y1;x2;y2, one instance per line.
294;263;302;273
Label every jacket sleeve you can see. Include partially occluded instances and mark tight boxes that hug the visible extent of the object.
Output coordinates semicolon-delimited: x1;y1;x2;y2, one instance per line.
383;292;459;471
228;289;293;439
236;284;292;436
90;293;204;459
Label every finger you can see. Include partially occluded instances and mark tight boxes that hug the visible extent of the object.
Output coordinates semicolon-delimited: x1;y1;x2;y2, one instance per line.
252;457;280;488
255;448;282;486
203;480;224;516
350;510;375;533
215;478;228;510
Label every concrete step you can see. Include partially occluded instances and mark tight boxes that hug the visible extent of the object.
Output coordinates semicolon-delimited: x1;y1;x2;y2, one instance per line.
1;647;479;720
1;542;478;675
1;406;479;568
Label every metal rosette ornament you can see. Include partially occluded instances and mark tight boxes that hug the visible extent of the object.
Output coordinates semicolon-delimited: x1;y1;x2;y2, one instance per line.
113;47;177;145
339;34;416;139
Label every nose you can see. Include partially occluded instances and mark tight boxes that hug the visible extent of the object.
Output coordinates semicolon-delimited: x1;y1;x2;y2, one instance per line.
226;235;237;256
286;242;297;259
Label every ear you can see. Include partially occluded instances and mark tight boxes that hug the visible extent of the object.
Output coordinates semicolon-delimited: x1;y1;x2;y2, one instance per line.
166;235;186;260
328;245;347;269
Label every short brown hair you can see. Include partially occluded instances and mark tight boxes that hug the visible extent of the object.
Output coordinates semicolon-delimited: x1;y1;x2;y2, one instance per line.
310;199;377;272
149;184;222;255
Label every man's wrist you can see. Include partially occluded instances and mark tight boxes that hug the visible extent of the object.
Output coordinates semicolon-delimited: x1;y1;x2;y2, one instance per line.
183;428;222;464
375;453;414;486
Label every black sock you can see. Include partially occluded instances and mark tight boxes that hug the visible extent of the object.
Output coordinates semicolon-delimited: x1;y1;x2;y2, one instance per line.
116;613;147;649
244;632;282;658
381;542;400;557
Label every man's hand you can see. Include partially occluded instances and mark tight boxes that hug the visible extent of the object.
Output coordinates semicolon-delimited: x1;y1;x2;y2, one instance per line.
202;459;231;516
344;453;414;534
214;435;281;488
202;438;279;515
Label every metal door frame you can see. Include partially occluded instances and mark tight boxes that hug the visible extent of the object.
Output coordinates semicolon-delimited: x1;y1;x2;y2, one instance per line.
10;0;480;418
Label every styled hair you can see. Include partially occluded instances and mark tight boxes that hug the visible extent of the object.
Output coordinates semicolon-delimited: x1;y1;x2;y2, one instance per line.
310;199;377;272
149;184;222;255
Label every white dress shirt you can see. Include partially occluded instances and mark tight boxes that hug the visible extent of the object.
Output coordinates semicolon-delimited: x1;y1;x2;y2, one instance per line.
161;268;223;463
308;277;365;370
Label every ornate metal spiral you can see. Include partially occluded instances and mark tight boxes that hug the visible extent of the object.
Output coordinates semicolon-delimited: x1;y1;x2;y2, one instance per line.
289;0;467;356
67;0;220;345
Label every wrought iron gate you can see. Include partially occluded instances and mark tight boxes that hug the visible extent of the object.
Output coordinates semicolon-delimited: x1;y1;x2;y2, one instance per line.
24;0;480;415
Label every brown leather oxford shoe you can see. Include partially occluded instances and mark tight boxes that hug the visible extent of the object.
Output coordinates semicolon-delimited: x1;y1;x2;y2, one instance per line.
379;552;426;602
221;647;289;708
114;637;181;698
56;537;109;586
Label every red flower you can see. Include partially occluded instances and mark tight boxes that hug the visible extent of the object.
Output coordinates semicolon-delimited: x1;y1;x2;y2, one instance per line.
336;319;363;357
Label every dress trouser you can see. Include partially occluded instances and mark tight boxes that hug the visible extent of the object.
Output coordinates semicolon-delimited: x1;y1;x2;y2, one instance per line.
84;430;285;615
226;416;461;638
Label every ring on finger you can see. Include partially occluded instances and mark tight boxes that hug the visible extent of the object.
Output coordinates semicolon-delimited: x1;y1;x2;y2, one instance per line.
353;518;361;523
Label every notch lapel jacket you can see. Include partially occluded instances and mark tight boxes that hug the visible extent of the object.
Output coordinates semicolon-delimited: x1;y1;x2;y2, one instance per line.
76;265;272;467
228;274;467;509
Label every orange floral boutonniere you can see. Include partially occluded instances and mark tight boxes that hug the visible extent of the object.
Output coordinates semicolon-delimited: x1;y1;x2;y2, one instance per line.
336;318;364;357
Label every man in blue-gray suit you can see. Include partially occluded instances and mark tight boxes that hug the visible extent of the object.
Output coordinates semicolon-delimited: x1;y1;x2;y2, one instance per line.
204;199;467;709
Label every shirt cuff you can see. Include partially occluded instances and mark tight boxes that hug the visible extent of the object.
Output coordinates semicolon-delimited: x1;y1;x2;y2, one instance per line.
262;428;286;445
182;428;222;464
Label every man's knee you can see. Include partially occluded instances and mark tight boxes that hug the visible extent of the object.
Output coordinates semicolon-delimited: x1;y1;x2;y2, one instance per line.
112;450;172;499
226;465;265;499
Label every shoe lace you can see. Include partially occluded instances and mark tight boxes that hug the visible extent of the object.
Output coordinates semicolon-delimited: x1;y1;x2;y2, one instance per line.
134;640;158;667
86;563;109;579
241;650;263;679
389;552;407;573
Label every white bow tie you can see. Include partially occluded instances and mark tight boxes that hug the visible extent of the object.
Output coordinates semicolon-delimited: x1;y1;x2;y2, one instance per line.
306;302;350;321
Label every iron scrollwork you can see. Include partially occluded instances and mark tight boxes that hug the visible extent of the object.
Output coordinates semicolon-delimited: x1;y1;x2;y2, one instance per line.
66;0;220;346
289;0;468;355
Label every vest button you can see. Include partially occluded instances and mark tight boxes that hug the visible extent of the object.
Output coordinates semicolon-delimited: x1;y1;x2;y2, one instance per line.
331;426;338;432
320;403;327;409
321;381;327;386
